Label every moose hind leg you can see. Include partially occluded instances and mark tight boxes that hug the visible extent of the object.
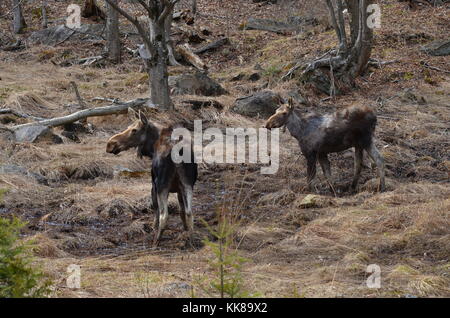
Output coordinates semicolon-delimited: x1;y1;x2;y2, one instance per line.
365;143;386;192
154;188;169;246
351;147;364;191
181;185;194;246
177;190;188;231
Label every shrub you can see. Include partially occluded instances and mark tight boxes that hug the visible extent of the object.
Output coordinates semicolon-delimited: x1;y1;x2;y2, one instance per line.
0;216;52;298
195;205;261;298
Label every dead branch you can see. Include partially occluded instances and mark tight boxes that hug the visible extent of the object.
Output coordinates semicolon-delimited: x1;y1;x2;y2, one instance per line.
176;43;207;71
368;58;400;68
0;108;45;121
69;81;88;109
420;61;450;74
7;98;152;131
77;55;105;66
91;97;120;103
194;37;229;54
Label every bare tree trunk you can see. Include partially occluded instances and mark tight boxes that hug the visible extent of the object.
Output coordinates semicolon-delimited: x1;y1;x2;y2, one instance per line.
12;0;27;34
147;18;173;110
106;0;121;63
299;0;374;94
192;0;197;15
42;1;48;29
104;0;177;110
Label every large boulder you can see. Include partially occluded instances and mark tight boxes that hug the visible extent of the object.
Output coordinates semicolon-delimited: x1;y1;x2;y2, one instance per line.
232;91;282;118
169;72;227;96
421;39;450;56
14;125;62;144
28;24;105;46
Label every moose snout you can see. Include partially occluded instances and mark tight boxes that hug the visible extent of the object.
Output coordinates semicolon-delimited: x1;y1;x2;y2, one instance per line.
265;119;276;129
106;141;121;155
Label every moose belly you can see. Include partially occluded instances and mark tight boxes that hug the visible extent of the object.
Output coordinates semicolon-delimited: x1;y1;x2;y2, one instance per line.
169;175;181;193
319;131;355;153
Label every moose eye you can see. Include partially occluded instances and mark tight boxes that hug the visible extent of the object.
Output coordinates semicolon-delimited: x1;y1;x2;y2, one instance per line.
131;129;137;134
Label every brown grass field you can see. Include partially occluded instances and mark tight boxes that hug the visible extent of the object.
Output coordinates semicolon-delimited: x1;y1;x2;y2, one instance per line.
0;0;449;297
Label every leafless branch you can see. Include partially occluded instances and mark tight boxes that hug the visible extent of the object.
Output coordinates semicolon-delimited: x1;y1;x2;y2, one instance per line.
6;98;152;131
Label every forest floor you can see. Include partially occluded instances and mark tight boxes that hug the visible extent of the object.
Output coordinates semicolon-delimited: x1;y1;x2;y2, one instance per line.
0;0;449;297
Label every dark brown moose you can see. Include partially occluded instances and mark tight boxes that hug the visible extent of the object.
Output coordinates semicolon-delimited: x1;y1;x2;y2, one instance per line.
265;98;385;193
106;112;197;246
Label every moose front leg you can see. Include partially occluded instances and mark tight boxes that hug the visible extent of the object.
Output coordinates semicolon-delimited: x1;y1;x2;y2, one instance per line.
366;143;386;192
306;154;317;192
318;154;335;195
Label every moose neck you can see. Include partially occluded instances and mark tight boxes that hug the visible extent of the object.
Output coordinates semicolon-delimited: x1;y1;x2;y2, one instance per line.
285;111;305;140
138;123;161;158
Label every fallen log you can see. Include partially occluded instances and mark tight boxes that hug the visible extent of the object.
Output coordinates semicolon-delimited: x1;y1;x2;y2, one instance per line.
194;38;229;54
176;43;208;71
7;98;152;131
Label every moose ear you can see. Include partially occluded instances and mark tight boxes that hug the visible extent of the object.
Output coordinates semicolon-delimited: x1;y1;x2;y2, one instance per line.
287;97;294;109
140;111;148;126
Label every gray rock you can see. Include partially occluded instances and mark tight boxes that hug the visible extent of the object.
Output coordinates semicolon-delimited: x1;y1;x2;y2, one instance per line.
232;91;282;118
14;125;62;144
169;72;227;96
421;39;450;56
28;24;105;46
14;125;50;142
0;164;48;185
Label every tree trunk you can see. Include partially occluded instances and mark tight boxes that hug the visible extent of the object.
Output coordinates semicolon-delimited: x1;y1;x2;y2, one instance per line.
106;0;121;63
12;0;27;34
348;0;373;78
300;0;374;94
103;0;176;111
42;1;48;29
147;19;173;110
192;0;197;15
